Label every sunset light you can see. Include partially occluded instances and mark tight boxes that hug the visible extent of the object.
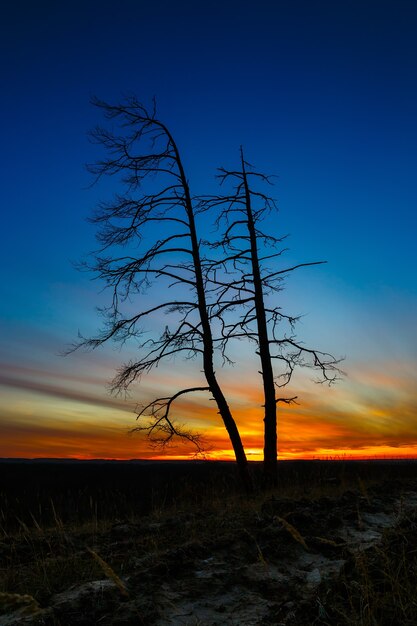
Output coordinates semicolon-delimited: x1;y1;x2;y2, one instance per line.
1;1;416;467
2;4;417;622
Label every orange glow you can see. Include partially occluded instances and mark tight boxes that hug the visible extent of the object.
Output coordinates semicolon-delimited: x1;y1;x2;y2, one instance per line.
2;360;417;462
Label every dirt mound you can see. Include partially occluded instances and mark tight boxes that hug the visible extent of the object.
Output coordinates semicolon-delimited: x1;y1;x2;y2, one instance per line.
3;480;417;625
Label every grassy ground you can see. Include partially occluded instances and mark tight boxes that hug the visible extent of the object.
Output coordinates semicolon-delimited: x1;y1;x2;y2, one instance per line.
1;459;417;624
308;510;417;625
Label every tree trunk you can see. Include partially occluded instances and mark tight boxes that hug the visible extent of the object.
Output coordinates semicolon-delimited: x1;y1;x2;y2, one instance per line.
241;148;278;486
172;139;253;492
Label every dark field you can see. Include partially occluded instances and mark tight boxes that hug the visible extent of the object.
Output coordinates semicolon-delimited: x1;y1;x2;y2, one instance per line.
2;458;417;531
1;459;246;532
2;459;417;625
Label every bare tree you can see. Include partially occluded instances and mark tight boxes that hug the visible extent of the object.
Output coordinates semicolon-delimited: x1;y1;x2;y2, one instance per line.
203;148;342;484
76;97;252;491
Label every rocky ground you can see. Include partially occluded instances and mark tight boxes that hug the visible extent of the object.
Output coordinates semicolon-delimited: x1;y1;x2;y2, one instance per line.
2;473;417;625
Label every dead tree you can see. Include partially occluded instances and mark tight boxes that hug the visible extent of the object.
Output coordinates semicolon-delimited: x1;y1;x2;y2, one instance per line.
203;148;342;484
75;97;252;491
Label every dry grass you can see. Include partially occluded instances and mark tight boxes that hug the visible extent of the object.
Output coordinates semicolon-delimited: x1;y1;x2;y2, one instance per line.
314;511;417;625
1;460;417;624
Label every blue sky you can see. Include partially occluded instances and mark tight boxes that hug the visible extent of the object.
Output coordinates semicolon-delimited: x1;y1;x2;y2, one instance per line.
1;0;417;459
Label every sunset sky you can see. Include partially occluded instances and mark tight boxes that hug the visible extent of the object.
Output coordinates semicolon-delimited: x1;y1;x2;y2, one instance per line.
1;0;417;461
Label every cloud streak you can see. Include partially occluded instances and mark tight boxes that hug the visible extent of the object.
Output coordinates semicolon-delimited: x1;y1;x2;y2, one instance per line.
2;346;417;461
0;370;134;413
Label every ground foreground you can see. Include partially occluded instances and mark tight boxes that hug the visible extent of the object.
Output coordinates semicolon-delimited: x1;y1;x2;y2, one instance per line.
1;460;417;625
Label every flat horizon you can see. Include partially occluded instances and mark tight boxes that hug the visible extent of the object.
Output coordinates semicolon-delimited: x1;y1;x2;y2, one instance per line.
2;456;417;464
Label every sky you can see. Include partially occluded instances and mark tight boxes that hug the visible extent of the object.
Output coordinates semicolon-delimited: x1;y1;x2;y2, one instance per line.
1;0;417;461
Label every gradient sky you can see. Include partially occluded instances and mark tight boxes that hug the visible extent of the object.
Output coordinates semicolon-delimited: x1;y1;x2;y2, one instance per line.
1;0;417;461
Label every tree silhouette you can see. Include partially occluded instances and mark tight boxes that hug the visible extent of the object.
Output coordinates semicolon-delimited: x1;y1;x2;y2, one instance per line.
76;97;252;491
203;148;342;484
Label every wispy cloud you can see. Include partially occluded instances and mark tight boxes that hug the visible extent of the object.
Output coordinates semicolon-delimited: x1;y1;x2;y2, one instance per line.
0;368;134;413
1;338;417;460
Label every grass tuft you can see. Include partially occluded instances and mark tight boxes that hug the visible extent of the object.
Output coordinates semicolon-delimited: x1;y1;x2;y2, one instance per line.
0;591;41;615
86;548;129;598
274;515;309;550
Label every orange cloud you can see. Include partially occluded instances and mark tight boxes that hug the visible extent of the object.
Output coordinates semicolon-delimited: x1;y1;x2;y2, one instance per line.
1;355;417;462
0;412;154;460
